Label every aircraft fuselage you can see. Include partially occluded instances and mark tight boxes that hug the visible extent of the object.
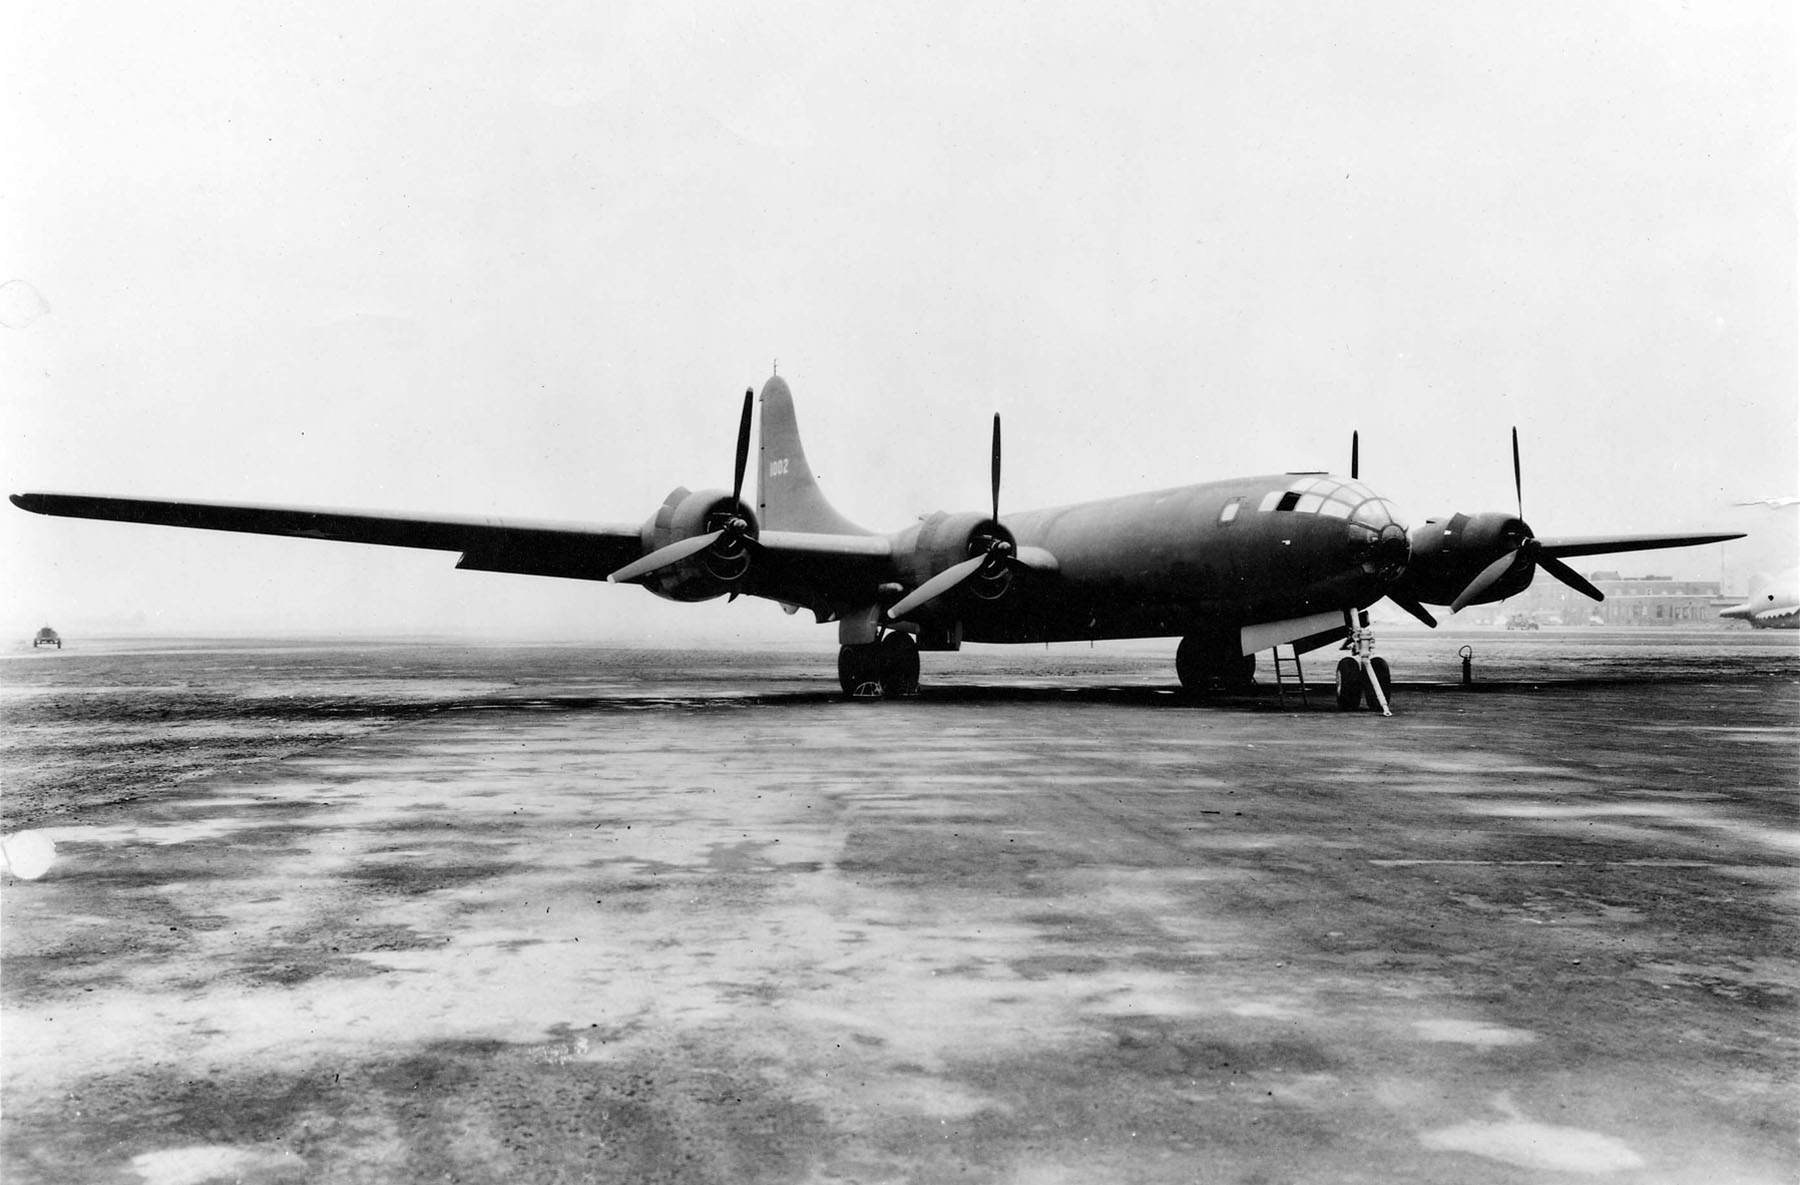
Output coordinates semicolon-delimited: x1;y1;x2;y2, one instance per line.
886;473;1410;646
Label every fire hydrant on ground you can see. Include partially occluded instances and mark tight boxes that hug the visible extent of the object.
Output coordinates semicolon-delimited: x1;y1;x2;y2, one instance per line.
1459;645;1474;686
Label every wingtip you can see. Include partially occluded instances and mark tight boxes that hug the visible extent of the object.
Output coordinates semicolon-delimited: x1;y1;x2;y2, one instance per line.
11;493;40;513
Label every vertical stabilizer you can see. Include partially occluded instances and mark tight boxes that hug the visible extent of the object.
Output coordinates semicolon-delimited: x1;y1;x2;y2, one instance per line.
757;376;872;535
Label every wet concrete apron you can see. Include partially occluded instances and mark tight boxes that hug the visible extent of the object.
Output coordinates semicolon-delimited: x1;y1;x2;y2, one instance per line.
3;669;1796;1183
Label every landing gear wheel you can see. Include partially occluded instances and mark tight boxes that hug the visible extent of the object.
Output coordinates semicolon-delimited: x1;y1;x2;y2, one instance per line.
878;632;920;697
1362;656;1392;710
1176;636;1251;694
1175;639;1209;694
838;643;884;698
1334;657;1363;711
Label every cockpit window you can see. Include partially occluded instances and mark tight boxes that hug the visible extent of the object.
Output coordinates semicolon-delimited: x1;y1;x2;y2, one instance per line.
1257;475;1406;531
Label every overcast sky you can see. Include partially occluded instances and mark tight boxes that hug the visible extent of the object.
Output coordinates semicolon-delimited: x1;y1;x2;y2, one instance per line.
4;1;1794;640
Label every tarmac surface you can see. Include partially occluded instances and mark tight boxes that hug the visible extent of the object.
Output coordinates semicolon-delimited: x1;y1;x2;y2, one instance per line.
2;630;1796;1184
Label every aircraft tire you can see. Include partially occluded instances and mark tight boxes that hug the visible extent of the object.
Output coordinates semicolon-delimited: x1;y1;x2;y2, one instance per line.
1363;656;1392;709
878;632;920;697
1176;636;1251;694
838;643;884;698
1334;657;1363;711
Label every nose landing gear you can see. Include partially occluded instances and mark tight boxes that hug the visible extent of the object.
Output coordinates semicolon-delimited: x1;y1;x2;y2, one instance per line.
1334;608;1393;715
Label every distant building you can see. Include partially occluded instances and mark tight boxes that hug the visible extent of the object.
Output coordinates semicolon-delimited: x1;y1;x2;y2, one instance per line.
1495;573;1723;626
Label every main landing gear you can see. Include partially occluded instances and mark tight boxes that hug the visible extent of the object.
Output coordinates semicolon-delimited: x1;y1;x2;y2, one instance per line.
1333;609;1393;715
838;631;920;698
1175;636;1256;694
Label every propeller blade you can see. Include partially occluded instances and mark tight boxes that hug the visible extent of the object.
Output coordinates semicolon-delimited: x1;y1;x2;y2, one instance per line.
1387;592;1438;628
1538;553;1603;602
731;388;754;507
887;554;987;620
1511;426;1523;519
1351;430;1359;481
990;413;1002;525
606;529;723;584
1450;547;1522;613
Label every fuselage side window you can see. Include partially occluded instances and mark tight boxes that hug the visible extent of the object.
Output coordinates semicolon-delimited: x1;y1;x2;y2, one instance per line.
1219;497;1243;524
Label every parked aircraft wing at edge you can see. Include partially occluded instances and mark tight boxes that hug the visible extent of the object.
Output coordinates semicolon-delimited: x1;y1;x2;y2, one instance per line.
1720;569;1800;628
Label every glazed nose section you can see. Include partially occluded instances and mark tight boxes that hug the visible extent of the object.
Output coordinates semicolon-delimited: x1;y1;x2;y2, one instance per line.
1346;496;1411;581
1370;522;1412;578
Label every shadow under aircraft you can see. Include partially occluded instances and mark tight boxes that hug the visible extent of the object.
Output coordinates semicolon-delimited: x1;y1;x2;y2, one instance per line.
11;376;1742;714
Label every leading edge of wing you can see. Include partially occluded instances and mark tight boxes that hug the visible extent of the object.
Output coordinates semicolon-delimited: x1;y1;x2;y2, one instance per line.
11;491;645;581
1536;531;1745;560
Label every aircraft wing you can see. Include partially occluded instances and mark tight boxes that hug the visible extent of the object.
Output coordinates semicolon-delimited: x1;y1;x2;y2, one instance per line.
10;492;645;582
1535;531;1743;559
9;492;903;598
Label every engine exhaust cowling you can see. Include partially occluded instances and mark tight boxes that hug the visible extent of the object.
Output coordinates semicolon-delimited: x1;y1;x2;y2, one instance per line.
1396;512;1533;607
637;486;759;602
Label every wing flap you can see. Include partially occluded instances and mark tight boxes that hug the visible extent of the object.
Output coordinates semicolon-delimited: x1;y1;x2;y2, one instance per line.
754;530;892;558
1240;609;1347;656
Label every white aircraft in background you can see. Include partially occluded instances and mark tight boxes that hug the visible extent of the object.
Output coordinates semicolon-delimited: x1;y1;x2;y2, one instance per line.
1721;569;1800;629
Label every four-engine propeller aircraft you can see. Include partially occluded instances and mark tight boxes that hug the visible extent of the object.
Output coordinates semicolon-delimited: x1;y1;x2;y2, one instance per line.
11;376;1743;712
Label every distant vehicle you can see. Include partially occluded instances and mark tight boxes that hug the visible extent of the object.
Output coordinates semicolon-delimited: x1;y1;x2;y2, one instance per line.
1720;569;1799;629
1505;613;1540;631
32;626;60;648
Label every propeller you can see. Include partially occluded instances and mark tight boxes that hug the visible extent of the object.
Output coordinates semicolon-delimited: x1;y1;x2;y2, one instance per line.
1449;537;1601;613
1386;592;1438;628
1447;428;1604;613
887;414;1017;620
607;390;757;584
1511;425;1523;517
1346;428;1434;627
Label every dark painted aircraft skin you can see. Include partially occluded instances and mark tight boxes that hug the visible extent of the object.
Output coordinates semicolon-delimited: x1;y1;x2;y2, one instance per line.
10;376;1740;709
896;477;1407;646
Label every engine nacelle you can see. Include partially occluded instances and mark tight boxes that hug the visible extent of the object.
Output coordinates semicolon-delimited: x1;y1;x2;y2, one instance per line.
1396;511;1534;607
906;511;1018;608
637;486;759;602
